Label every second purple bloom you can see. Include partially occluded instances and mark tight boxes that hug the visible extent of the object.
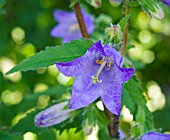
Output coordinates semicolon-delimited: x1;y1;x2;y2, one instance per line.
51;10;94;43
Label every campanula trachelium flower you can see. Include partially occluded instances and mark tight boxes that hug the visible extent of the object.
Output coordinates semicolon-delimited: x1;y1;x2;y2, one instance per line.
56;41;134;115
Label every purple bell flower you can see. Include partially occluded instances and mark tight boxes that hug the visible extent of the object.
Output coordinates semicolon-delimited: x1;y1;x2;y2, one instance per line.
162;0;170;6
50;10;94;43
141;132;170;140
56;41;134;115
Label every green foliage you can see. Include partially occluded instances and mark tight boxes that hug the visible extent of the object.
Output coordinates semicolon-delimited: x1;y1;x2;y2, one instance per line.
7;39;93;74
122;76;154;136
0;0;5;14
119;14;131;31
0;131;23;140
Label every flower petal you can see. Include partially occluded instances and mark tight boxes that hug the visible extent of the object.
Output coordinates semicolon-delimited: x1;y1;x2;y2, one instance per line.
101;83;122;115
162;0;170;6
120;67;134;82
56;41;105;77
50;24;70;38
53;10;75;22
141;132;170;140
103;44;123;67
69;76;100;109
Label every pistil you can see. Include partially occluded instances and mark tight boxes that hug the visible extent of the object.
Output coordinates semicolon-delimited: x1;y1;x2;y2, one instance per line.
91;60;107;84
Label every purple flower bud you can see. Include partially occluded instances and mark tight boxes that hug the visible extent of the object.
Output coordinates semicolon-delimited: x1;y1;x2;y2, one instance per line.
34;101;72;127
141;132;170;140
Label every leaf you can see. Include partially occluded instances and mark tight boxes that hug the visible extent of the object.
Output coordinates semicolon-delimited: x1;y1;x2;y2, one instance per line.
123;76;154;132
0;131;23;140
6;38;93;74
119;14;131;31
12;109;43;134
69;0;79;8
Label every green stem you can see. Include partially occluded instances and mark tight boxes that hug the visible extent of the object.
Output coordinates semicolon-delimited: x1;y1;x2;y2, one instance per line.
121;0;130;56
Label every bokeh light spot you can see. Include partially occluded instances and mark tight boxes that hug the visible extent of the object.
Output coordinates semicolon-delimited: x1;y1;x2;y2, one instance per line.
141;50;155;64
11;27;25;43
138;30;152;43
0;57;22;82
1;90;23;105
34;83;48;93
57;72;71;85
24;132;37;140
146;81;166;112
22;43;36;58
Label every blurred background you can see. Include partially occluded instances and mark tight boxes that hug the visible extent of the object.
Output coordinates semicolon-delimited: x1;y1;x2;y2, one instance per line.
0;0;170;139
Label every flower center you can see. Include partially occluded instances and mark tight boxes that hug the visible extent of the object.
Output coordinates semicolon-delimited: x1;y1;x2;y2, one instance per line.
69;24;79;32
91;56;113;84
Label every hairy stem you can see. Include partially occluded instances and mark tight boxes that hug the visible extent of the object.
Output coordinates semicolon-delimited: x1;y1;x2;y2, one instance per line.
121;0;130;56
72;2;90;39
104;107;119;139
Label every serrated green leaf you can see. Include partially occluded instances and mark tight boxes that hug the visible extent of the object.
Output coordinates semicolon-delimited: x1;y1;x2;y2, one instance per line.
7;39;93;74
119;14;131;31
123;76;154;132
98;123;110;140
122;88;137;116
12;109;43;134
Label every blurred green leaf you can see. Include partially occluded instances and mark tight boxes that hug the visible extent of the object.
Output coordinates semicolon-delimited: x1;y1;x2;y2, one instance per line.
123;76;154;132
0;8;5;14
6;39;93;74
119;14;131;31
12;109;43;134
98;123;110;140
0;0;5;7
37;129;56;140
0;131;23;140
69;0;79;8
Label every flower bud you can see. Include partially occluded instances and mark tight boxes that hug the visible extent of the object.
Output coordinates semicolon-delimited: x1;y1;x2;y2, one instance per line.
34;101;72;127
109;0;122;7
150;4;164;19
87;0;102;8
105;24;122;44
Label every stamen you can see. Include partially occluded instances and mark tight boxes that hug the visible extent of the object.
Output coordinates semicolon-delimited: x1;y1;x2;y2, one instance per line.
91;61;107;84
69;24;79;32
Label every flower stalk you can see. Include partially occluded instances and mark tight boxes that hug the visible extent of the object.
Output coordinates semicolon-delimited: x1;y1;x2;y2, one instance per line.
121;0;130;56
71;1;90;39
69;1;132;140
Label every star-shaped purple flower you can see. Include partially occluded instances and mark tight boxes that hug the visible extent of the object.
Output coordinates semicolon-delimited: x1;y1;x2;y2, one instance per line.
162;0;170;6
50;10;94;43
141;132;170;140
56;41;134;115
